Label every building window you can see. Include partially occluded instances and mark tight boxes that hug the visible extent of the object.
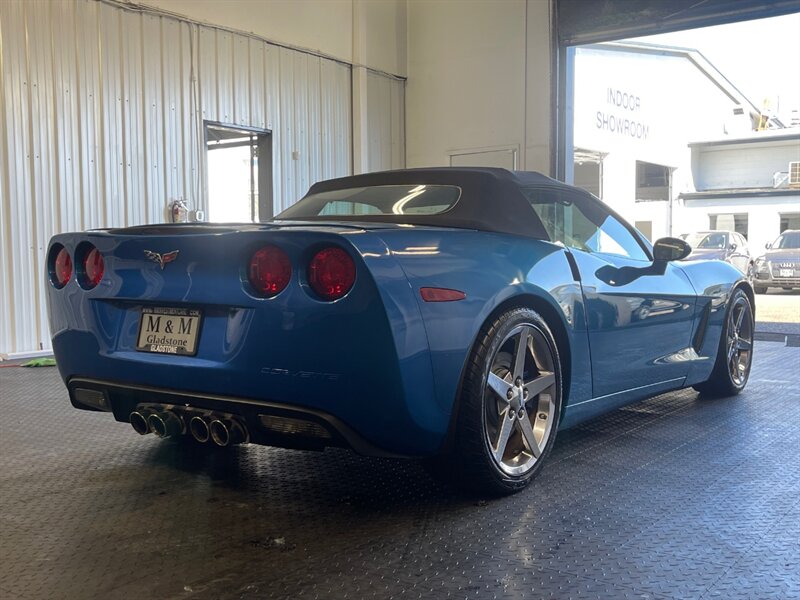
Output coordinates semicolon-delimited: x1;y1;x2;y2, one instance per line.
573;149;605;198
573;161;602;198
634;221;653;241
709;213;748;239
780;212;800;233
635;161;671;202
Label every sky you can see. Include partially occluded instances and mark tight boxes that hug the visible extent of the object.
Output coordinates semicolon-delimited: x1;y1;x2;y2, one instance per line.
630;13;800;124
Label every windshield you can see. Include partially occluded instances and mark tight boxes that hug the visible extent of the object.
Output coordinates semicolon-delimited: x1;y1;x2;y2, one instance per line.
774;231;800;249
276;185;461;219
684;232;727;249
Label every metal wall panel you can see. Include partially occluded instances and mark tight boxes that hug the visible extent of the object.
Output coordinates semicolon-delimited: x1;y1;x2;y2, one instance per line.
0;0;370;355
367;71;406;172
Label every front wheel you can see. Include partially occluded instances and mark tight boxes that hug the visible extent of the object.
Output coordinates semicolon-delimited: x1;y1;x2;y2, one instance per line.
433;307;562;495
746;262;755;284
693;288;754;397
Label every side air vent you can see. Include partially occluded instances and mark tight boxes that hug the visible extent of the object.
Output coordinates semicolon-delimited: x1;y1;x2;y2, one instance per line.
692;303;712;353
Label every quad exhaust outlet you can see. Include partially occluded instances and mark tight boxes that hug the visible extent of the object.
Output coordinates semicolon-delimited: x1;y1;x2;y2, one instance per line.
209;418;247;447
129;404;248;445
189;416;211;443
147;410;184;438
129;411;151;435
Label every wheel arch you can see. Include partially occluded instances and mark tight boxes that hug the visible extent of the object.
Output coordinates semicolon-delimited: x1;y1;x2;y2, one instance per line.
438;292;573;453
734;279;756;320
483;294;573;408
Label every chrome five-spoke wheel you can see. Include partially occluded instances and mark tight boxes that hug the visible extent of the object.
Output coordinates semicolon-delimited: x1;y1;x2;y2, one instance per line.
693;288;754;397
436;307;562;495
484;324;557;476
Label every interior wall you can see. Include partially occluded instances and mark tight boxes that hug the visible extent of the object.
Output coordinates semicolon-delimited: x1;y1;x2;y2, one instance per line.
361;0;407;76
139;0;408;77
405;0;552;175
366;72;406;172
0;0;405;357
135;0;355;67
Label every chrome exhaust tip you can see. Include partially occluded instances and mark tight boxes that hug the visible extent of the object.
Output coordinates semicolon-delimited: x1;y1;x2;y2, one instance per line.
130;411;151;435
189;416;210;443
209;418;246;447
147;411;184;438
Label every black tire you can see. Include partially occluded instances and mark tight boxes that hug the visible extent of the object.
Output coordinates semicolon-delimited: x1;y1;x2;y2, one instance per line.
754;286;767;294
693;288;754;397
430;307;562;496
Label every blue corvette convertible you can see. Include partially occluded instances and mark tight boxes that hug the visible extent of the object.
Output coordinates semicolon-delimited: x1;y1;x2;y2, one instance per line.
46;168;754;494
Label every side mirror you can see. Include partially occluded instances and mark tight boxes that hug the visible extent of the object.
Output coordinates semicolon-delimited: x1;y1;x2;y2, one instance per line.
765;242;772;249
653;237;692;262
729;243;737;251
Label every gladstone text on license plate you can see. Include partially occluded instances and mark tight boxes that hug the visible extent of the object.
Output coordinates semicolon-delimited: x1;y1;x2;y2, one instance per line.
136;307;202;355
780;268;793;278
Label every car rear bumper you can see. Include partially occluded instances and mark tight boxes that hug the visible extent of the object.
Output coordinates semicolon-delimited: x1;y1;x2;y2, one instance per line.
46;228;451;457
51;313;447;457
68;377;417;458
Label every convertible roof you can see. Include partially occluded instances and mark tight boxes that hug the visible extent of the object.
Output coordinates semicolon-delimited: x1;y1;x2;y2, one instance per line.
276;167;577;239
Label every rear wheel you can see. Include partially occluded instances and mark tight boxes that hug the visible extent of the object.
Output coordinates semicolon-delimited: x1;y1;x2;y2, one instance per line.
432;307;562;495
693;288;754;397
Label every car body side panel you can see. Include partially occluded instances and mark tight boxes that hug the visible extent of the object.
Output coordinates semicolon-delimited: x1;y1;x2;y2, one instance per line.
373;231;593;425
569;250;698;398
677;259;751;387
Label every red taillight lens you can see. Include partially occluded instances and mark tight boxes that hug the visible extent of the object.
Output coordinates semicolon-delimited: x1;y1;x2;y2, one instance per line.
83;246;104;288
308;247;356;301
53;247;72;288
248;245;292;297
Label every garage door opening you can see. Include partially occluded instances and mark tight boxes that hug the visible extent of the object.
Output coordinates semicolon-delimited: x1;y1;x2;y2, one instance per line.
206;122;272;223
558;4;800;248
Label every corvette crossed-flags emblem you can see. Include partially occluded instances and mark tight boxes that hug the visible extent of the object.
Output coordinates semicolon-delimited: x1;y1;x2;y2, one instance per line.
144;250;180;270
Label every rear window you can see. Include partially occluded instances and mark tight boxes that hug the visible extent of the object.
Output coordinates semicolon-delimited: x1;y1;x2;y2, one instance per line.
276;185;461;219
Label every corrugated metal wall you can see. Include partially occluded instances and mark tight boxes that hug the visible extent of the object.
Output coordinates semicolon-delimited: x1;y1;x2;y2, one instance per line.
0;0;404;356
367;71;406;172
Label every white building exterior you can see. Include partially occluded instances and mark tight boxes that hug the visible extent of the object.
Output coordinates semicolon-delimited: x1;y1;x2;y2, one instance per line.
573;41;766;242
679;131;800;254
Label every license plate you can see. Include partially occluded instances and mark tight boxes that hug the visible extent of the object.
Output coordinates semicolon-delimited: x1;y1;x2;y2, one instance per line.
136;307;202;356
779;268;793;278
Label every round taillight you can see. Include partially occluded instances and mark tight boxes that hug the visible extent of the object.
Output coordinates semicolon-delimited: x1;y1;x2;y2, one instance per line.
308;247;356;301
53;246;72;288
248;245;292;297
83;246;104;288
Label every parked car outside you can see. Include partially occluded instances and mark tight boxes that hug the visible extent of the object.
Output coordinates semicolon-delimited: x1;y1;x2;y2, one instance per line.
45;168;754;495
681;230;754;280
753;229;800;294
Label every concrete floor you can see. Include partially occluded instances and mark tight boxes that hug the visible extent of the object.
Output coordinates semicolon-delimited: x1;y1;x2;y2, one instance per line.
754;289;800;324
1;339;799;600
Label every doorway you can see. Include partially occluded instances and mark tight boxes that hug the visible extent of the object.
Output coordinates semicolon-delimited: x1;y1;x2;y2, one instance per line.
205;122;272;223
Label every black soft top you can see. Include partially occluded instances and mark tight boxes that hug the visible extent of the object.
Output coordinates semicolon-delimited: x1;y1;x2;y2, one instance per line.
275;167;575;239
